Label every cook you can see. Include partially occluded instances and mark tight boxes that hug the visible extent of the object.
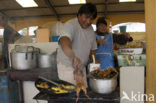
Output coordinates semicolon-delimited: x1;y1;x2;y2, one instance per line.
57;3;97;86
95;17;133;69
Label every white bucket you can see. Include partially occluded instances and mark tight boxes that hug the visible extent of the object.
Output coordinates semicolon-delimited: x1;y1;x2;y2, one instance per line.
88;63;100;73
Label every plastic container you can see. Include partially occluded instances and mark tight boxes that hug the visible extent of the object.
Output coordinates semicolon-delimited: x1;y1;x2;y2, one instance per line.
52;36;59;42
119;48;143;55
119;26;127;33
88;55;100;73
117;54;146;66
88;63;100;73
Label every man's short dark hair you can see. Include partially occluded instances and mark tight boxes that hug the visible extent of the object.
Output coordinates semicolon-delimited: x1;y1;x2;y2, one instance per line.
96;17;107;27
77;3;97;19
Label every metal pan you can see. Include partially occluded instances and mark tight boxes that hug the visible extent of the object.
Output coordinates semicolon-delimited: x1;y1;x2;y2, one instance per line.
35;78;75;96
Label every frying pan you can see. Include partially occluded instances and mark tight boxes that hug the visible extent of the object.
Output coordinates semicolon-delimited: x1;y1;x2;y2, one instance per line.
35;77;75;96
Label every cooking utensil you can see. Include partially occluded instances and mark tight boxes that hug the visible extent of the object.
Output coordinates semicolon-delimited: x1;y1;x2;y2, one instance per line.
10;45;39;70
35;78;76;96
89;77;117;94
38;53;53;68
88;69;118;94
39;76;75;92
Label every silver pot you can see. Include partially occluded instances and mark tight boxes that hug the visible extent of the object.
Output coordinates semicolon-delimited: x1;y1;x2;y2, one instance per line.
89;77;117;94
38;53;53;68
10;46;39;70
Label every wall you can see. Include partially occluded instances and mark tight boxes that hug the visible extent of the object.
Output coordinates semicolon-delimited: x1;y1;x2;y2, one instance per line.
129;32;146;41
106;14;145;25
0;14;145;40
13;17;73;31
12;14;145;31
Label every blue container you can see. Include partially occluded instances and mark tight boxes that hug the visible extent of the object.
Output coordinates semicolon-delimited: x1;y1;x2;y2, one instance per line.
52;36;60;42
0;70;19;103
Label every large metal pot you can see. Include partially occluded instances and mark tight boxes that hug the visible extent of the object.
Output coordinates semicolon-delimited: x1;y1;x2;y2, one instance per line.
89;77;117;94
10;46;39;70
38;53;53;68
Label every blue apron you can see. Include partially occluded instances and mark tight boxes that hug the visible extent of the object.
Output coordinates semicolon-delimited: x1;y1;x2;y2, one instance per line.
96;34;114;70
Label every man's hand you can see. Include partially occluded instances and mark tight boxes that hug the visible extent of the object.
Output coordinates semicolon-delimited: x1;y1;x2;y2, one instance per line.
59;37;82;68
124;33;133;42
73;68;84;81
124;33;131;38
70;56;82;69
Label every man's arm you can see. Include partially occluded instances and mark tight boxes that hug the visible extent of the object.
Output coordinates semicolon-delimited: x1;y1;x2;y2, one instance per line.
113;33;133;45
59;36;81;69
59;36;74;59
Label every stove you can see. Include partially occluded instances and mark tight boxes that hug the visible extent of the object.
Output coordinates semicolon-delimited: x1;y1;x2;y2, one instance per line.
33;88;120;103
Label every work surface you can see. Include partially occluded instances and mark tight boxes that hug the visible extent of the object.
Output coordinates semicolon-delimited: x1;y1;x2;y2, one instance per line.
34;88;120;103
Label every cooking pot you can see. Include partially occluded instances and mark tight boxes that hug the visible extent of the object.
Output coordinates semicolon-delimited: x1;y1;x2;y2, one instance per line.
38;53;54;68
10;45;40;70
89;77;117;94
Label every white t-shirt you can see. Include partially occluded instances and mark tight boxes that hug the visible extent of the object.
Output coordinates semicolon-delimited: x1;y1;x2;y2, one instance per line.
57;18;97;68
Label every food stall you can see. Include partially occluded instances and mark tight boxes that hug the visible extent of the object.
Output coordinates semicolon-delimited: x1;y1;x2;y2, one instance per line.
8;42;120;103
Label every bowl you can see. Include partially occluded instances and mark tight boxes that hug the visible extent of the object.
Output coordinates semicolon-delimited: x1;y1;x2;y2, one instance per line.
89;77;117;94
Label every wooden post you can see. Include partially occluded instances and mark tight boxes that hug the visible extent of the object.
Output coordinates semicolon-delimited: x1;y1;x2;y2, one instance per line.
145;1;156;103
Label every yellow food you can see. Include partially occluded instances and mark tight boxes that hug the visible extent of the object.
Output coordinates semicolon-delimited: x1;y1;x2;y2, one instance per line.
61;84;74;89
123;40;143;48
36;82;49;89
51;87;69;94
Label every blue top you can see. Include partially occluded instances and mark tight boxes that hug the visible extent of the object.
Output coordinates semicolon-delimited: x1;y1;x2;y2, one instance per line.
96;33;114;69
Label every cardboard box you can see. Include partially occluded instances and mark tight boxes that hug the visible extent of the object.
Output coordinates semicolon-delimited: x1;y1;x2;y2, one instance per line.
36;28;49;43
117;54;146;66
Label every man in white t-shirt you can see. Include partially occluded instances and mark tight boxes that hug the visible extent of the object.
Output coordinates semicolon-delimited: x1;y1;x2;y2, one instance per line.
57;3;97;85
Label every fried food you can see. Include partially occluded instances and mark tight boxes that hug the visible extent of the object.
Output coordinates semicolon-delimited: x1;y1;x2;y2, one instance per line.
122;40;143;48
89;68;118;79
61;84;75;90
51;87;69;94
36;82;49;89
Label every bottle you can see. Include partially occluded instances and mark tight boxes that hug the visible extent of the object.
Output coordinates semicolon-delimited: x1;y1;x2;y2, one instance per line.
109;22;112;33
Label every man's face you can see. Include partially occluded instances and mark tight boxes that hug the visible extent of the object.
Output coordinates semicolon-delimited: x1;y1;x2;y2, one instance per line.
78;14;94;29
97;23;107;34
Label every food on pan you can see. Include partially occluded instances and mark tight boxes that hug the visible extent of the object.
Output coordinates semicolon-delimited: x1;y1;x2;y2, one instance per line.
88;68;118;79
36;82;49;89
51;87;69;94
61;84;75;90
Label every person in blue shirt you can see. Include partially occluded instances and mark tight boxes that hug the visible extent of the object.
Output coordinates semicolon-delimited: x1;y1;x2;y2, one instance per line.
95;17;133;70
